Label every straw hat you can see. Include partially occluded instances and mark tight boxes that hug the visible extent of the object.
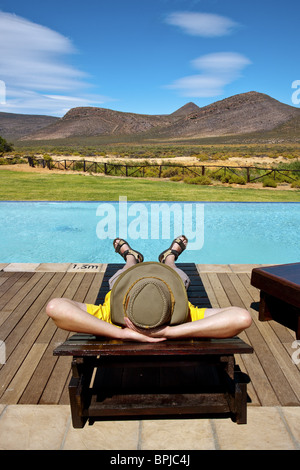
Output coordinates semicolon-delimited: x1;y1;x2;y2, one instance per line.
110;262;189;329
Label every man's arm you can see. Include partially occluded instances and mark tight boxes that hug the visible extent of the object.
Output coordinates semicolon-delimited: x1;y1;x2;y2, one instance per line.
46;297;166;343
125;305;252;339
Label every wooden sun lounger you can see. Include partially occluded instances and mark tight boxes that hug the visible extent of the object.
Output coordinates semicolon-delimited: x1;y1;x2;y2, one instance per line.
251;263;300;339
53;263;253;428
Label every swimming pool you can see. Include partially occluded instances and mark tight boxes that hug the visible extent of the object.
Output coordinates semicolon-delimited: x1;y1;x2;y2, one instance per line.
0;201;299;264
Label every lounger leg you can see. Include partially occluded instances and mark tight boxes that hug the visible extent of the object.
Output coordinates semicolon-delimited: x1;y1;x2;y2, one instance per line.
69;375;88;428
68;357;94;428
234;380;248;424
222;357;248;424
258;291;273;322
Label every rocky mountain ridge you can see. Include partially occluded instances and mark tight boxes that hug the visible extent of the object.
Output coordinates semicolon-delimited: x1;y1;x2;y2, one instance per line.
1;91;299;142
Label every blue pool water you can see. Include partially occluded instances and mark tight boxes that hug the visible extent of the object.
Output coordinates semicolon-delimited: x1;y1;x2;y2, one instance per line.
0;201;299;264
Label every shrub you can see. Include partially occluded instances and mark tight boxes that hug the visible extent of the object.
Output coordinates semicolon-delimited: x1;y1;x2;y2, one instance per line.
234;175;246;185
209;170;223;182
291;179;300;188
195;155;209;162
170;175;183;182
229;174;246;185
11;157;27;164
272;171;290;183
0;136;13;155
43;154;54;169
220;174;230;184
73;160;85;171
143;167;160;178
184;175;212;185
161;166;183;178
263;177;277;188
0;156;26;165
277;160;300;182
220;173;246;185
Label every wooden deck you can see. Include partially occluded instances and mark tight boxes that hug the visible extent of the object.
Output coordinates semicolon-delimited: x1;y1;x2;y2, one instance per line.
0;263;299;407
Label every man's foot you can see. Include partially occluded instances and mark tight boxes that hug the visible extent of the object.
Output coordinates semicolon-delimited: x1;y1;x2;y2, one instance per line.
158;235;188;264
113;239;144;263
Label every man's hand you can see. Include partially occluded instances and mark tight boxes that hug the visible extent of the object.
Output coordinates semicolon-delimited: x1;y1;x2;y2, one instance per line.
124;317;170;340
120;319;166;342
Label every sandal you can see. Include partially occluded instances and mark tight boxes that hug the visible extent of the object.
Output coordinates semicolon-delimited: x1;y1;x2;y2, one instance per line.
158;235;188;263
113;238;144;263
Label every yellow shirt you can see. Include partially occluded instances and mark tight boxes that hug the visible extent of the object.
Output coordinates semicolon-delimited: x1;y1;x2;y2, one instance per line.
86;291;206;325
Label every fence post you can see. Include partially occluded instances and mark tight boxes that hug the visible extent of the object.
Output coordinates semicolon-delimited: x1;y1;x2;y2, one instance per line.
246;167;250;183
104;163;107;175
159;165;162;177
202;165;205;176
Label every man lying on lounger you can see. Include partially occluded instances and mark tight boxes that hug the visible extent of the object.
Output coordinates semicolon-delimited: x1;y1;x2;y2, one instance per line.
46;236;252;343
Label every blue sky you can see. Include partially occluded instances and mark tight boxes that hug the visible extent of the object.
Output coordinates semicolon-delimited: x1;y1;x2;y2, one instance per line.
0;0;299;116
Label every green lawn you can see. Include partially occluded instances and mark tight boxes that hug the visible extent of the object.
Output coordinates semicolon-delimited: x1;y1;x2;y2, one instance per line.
1;169;300;201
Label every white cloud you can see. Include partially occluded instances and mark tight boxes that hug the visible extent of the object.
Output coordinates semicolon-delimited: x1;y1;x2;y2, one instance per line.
191;53;250;75
0;12;110;115
167;52;251;98
2;88;110;116
168;75;227;98
165;11;238;37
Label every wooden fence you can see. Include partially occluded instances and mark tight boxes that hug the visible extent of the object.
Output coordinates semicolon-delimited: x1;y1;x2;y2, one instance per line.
27;157;300;183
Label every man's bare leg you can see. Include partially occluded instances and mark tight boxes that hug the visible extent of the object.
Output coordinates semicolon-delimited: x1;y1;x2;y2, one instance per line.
113;238;137;269
163;236;188;269
108;239;139;289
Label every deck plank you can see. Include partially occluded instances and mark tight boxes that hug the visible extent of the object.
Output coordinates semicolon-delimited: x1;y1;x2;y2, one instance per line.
234;272;300;403
0;273;64;399
1;343;48;404
0;273;46;329
219;273;299;406
37;273;101;404
0;272;26;297
204;272;280;406
0;264;299;407
218;273;300;406
18;273;89;404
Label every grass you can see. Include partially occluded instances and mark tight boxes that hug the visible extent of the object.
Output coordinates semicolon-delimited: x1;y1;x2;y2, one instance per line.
1;169;300;201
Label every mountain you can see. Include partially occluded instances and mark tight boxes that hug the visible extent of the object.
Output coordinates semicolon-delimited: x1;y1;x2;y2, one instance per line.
156;92;300;139
169;102;201;118
1;91;300;143
20;101;202;141
20;107;172;141
0;112;59;141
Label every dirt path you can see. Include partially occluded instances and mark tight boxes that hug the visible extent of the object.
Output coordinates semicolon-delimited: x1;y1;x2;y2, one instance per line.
32;153;294;167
